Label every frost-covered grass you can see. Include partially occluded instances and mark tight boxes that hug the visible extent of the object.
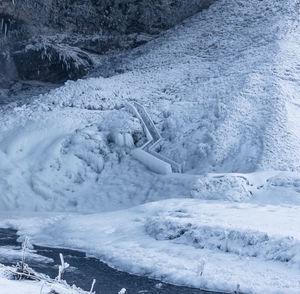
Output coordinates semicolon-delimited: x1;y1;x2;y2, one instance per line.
0;253;91;294
0;239;100;294
25;35;93;71
0;265;91;294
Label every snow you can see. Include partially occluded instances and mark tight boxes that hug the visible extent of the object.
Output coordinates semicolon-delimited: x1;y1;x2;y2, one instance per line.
0;245;53;264
1;199;300;294
0;274;46;294
0;0;300;293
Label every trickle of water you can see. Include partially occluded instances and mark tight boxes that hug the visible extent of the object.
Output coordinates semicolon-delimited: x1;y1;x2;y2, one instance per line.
0;228;222;294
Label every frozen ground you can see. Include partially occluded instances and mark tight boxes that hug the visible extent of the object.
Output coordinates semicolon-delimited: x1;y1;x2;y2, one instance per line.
0;0;300;293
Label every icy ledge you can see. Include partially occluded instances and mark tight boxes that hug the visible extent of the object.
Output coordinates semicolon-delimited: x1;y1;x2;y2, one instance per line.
145;211;300;265
1;199;300;294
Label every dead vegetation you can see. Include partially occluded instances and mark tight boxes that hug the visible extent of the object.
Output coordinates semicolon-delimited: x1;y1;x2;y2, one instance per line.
1;235;128;294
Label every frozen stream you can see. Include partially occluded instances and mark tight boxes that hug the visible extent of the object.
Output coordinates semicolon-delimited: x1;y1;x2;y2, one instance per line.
0;228;223;294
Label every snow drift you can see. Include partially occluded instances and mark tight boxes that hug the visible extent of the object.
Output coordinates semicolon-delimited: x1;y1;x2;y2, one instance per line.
0;0;299;211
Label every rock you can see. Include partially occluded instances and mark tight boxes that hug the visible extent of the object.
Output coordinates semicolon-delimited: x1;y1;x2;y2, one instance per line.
0;48;18;88
0;0;216;86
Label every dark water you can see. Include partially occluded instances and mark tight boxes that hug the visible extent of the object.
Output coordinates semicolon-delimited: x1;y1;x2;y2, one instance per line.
0;228;222;294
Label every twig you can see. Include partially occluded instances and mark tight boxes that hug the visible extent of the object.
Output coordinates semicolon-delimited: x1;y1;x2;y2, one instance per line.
57;253;69;280
21;237;29;272
90;279;96;293
7;269;42;281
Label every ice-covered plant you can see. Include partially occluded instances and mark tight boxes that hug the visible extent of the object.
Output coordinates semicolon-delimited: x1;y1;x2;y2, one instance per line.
21;237;29;272
56;253;70;281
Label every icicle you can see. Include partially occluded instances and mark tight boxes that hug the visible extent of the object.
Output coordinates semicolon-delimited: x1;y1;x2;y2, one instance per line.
1;19;4;33
4;23;7;38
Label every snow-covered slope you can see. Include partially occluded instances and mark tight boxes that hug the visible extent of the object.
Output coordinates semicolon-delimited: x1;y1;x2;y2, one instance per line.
0;0;299;211
0;0;300;293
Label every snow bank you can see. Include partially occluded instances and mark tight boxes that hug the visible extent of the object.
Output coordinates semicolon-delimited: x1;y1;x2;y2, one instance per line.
0;0;299;211
145;211;300;266
1;199;300;294
191;174;253;201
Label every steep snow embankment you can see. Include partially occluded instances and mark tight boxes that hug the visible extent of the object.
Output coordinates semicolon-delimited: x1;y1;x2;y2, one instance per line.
0;0;299;211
